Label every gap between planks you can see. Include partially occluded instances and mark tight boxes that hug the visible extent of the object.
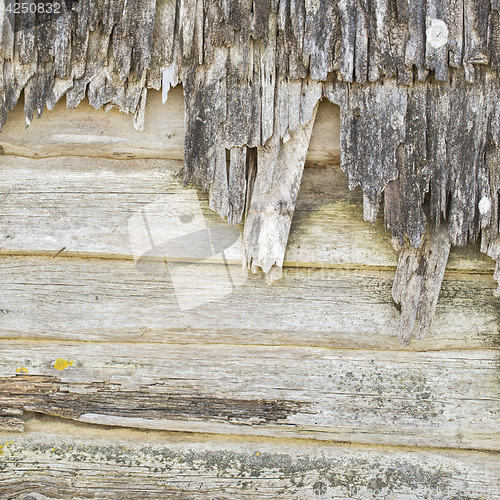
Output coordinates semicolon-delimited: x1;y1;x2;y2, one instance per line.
0;250;495;276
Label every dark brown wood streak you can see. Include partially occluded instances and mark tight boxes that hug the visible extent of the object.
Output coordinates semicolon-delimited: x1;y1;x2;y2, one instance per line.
0;0;499;343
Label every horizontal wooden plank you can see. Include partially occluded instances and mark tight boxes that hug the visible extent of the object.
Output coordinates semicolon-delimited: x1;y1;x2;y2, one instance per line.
0;342;498;450
0;256;499;350
0;155;493;271
0;87;341;165
1;420;499;500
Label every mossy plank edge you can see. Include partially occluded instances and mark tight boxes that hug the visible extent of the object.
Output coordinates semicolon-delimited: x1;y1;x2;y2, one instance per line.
0;420;499;500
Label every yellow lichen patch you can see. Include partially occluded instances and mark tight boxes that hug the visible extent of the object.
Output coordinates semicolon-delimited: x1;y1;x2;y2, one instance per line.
0;441;14;455
53;359;74;371
15;367;28;374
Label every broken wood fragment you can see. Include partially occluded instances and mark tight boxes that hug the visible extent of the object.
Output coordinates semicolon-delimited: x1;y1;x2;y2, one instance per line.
392;224;451;345
244;104;318;283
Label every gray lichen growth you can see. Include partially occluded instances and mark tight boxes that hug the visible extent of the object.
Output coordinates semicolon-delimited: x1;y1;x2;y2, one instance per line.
0;439;492;499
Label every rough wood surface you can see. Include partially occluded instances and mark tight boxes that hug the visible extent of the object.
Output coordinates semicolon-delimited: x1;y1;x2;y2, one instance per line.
393;225;451;345
0;87;341;165
0;342;498;451
1;2;498;253
0;155;492;272
244;104;318;282
1;1;498;338
1;5;499;497
1;420;499;500
0;255;498;350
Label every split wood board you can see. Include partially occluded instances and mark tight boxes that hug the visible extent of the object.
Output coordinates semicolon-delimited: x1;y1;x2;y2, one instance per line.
0;87;341;165
0;255;499;350
0;156;493;272
0;342;499;451
0;420;499;499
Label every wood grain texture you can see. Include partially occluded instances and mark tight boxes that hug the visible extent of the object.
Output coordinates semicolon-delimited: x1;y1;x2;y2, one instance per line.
245;104;318;282
0;1;498;261
0;155;493;272
0;88;341;165
0;342;498;450
1;420;499;499
0;255;499;350
393;224;451;345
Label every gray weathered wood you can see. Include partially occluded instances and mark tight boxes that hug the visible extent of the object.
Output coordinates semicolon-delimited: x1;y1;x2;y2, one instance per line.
1;420;499;499
0;342;498;450
392;224;451;345
0;256;498;350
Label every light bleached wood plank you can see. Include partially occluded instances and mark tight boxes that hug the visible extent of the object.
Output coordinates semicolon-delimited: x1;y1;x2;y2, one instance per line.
0;87;185;161
0;87;341;165
0;156;493;271
1;419;499;500
0;88;185;160
0;255;499;350
0;341;499;450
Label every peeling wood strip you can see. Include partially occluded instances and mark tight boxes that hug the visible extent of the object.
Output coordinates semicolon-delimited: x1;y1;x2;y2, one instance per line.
490;8;500;70
338;0;356;82
405;0;427;80
228;146;247;224
392;224;451;345
463;0;490;81
0;343;498;450
244;104;318;281
339;80;406;202
425;0;451;81
0;1;498;346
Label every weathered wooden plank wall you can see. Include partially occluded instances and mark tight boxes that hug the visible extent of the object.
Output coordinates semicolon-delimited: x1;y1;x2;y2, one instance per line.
1;0;499;343
1;90;499;498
